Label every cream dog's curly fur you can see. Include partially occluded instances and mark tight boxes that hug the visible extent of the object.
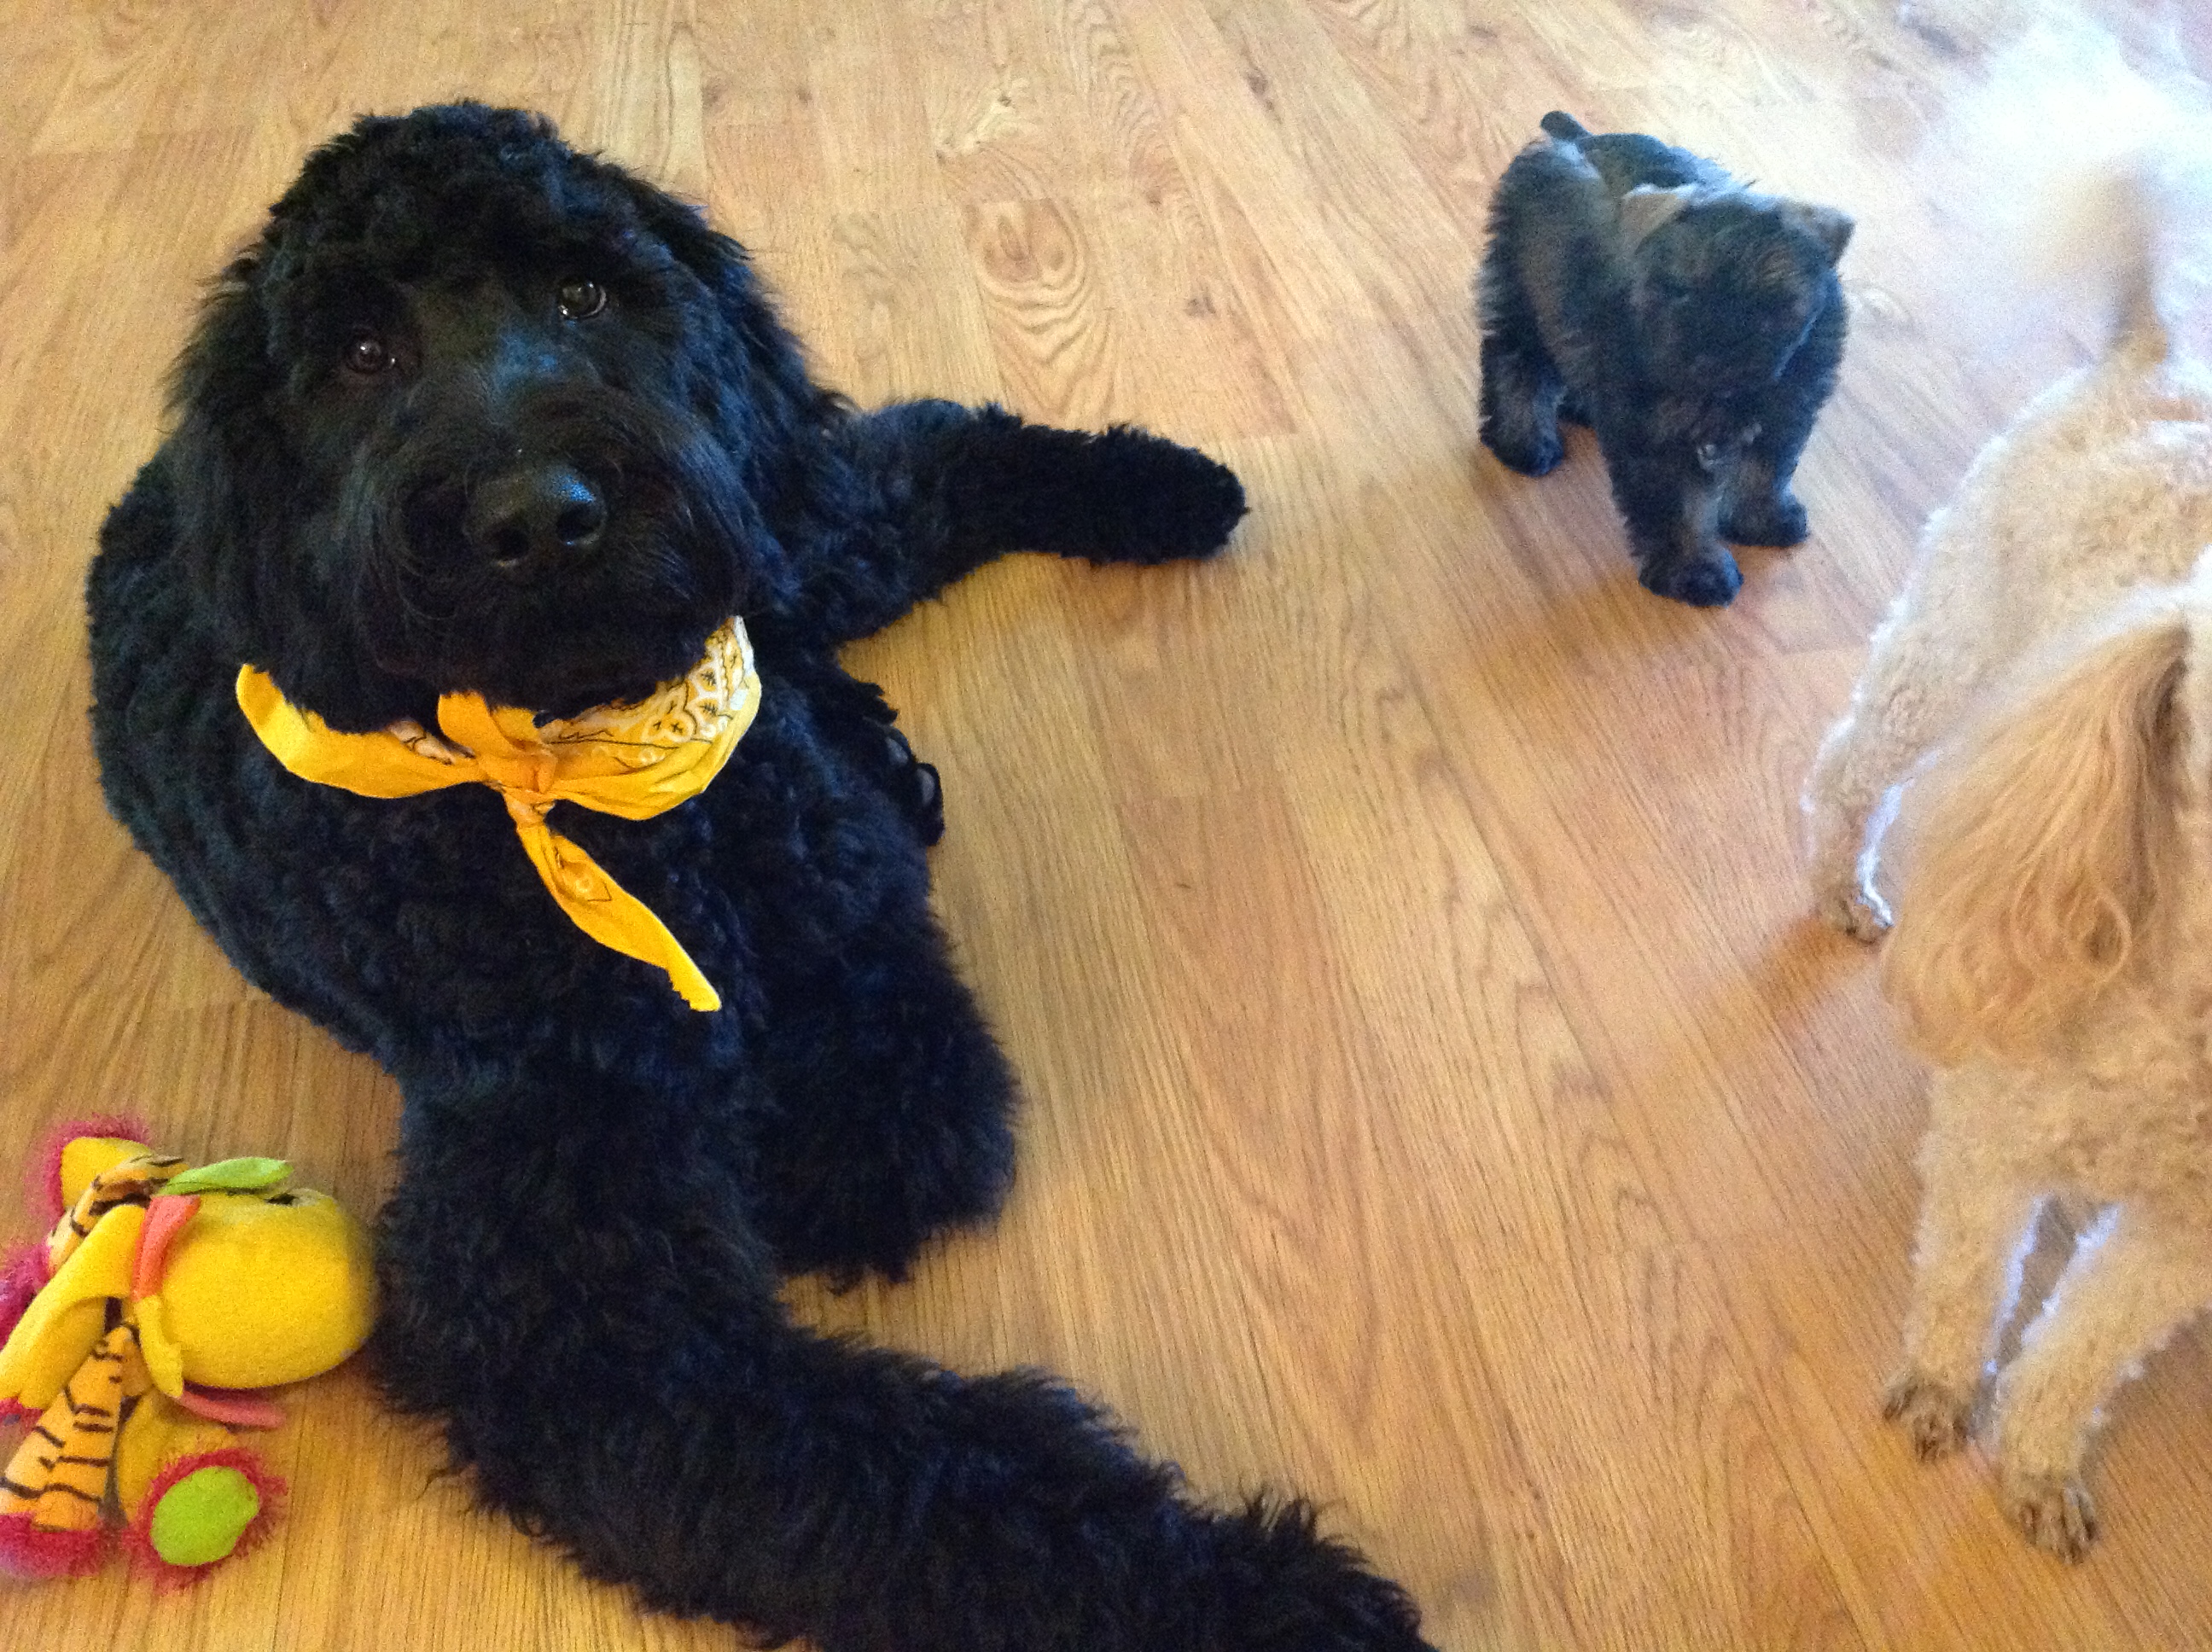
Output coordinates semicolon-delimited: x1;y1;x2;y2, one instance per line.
1805;136;2212;1555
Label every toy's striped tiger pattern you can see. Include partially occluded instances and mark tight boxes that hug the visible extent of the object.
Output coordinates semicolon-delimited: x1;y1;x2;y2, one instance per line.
50;1152;183;1268
0;1323;138;1534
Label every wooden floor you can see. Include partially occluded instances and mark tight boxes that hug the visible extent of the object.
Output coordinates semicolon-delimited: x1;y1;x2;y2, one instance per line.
3;0;2210;1646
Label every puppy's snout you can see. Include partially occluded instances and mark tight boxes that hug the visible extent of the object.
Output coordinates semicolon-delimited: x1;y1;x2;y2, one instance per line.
464;464;608;571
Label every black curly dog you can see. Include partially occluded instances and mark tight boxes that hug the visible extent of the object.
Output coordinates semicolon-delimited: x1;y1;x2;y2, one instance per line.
85;106;1431;1651
1477;111;1851;606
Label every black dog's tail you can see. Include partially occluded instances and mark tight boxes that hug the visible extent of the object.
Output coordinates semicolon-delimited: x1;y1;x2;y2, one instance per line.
1539;110;1591;143
795;399;1248;645
374;1076;1434;1652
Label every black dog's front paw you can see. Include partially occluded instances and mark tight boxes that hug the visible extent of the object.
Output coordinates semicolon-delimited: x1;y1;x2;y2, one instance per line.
1214;1500;1437;1652
762;1101;1016;1288
1639;550;1743;607
939;410;1246;572
1720;489;1809;547
879;724;945;846
1086;427;1248;562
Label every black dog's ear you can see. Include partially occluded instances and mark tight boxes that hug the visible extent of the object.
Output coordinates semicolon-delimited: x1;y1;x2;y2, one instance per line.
158;248;402;726
166;251;271;423
595;165;836;607
1780;201;1854;265
609;170;829;415
163;253;288;641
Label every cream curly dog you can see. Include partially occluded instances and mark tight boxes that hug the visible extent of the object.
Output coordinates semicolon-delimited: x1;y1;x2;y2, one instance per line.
1805;113;2212;1553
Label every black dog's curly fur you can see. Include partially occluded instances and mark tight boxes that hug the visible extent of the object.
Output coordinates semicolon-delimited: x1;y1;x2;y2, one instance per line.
85;105;1432;1651
1477;112;1851;606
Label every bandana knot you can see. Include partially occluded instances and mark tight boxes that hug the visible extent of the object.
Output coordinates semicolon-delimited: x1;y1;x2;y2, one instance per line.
235;619;759;1011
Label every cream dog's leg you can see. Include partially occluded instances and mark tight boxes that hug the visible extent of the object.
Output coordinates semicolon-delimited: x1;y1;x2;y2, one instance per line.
1805;593;1976;940
1886;1070;2045;1454
1991;1206;2212;1559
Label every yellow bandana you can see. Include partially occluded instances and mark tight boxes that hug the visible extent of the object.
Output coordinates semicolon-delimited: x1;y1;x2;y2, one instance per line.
235;619;759;1012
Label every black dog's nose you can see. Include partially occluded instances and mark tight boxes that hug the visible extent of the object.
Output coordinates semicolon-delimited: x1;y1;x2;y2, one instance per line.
464;464;608;570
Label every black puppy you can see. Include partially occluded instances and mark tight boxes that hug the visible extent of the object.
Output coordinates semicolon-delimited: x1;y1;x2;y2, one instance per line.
85;105;1431;1652
1476;112;1851;606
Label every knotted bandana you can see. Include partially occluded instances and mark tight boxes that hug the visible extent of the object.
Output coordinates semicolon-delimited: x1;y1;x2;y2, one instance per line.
235;619;759;1012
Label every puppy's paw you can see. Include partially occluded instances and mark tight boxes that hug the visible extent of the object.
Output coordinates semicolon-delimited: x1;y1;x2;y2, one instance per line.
1883;1369;1974;1460
1639;550;1742;607
1480;420;1565;477
2005;1467;2098;1562
1720;490;1809;547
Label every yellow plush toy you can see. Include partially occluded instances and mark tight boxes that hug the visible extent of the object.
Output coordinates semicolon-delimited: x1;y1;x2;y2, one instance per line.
0;1119;375;1583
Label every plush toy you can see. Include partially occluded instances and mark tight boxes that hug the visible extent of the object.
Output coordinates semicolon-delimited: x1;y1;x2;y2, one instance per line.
0;1120;375;1583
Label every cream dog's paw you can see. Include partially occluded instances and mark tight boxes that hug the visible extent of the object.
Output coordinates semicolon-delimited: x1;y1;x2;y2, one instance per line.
2005;1467;2098;1561
1883;1369;1974;1460
1817;882;1889;943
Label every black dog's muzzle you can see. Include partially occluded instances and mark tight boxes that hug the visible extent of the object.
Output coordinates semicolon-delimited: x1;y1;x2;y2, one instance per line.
463;462;610;573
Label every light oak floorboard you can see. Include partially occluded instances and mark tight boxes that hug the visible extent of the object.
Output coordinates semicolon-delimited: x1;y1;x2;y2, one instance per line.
3;1;2209;1646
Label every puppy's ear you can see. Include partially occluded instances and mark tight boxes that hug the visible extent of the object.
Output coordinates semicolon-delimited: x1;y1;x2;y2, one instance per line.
1778;201;1853;265
1618;184;1696;246
1881;602;2188;1064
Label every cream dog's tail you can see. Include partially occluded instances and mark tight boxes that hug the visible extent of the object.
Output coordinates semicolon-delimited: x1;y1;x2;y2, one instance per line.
1932;15;2212;364
2043;145;2210;364
1880;565;2212;1064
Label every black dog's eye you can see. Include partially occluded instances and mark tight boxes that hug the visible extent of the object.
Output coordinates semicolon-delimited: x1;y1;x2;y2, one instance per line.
344;333;394;376
557;278;608;321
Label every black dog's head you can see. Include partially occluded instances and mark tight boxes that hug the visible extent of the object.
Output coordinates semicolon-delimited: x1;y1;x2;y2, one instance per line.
1619;184;1852;404
169;103;833;728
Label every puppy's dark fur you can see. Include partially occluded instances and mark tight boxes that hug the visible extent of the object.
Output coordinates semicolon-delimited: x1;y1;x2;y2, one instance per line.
1476;112;1851;606
85;104;1431;1652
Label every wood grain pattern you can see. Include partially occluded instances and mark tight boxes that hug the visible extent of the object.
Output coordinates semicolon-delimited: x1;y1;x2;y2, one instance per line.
3;1;2210;1647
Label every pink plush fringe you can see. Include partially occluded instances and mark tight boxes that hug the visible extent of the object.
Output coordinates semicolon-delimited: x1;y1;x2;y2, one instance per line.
121;1446;285;1589
0;1240;50;1347
26;1114;154;1223
0;1511;107;1579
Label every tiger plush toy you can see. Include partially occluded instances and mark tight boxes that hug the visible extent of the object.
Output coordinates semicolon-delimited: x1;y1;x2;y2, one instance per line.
0;1122;375;1582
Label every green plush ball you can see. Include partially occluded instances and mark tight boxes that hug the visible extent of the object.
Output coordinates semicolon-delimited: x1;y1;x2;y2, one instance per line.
149;1466;261;1567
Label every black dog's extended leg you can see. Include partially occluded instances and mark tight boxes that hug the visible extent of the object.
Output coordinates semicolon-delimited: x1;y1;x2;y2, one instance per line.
798;399;1248;645
1477;331;1569;475
746;901;1020;1283
1718;301;1846;548
1715;442;1809;549
373;1072;1435;1652
1592;426;1741;606
1475;267;1569;477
